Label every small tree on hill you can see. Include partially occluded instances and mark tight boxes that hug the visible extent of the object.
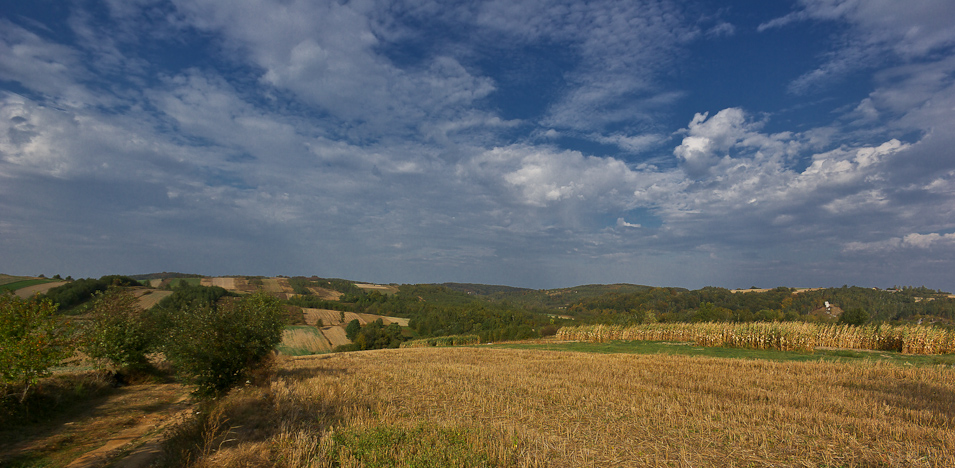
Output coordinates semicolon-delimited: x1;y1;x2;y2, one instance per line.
345;319;361;341
80;288;154;370
160;293;286;397
0;294;73;401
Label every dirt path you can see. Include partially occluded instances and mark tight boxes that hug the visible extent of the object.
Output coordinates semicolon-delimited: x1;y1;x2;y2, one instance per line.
2;382;192;468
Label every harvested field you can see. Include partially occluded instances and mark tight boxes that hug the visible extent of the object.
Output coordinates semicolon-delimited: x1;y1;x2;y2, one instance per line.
355;283;399;294
358;313;409;327
302;308;345;326
14;281;67;299
0;274;31;285
278;326;332;355
301;308;409;327
132;289;173;310
307;287;342;300
320;326;351;348
200;277;237;289
177;347;955;467
261;278;293;293
730;287;826;294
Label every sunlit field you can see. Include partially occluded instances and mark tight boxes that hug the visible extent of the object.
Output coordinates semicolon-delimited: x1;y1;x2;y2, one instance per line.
174;346;955;467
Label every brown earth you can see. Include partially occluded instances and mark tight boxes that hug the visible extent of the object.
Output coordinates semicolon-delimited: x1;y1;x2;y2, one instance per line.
14;281;68;299
130;288;173;310
307;286;342;300
320;326;351;348
1;382;192;468
200;277;236;289
301;308;409;327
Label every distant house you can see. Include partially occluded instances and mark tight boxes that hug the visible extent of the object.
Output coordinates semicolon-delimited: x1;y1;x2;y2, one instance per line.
810;302;843;319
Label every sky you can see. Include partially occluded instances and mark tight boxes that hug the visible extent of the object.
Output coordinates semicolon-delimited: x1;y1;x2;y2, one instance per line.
1;0;954;291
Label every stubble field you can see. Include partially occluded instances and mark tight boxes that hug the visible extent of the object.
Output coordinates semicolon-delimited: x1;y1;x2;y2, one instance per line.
184;346;955;467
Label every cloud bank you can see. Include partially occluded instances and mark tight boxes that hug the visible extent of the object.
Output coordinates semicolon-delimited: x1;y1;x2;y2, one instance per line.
1;0;954;290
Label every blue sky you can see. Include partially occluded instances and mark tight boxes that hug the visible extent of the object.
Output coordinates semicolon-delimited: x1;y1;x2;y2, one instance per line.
2;0;955;291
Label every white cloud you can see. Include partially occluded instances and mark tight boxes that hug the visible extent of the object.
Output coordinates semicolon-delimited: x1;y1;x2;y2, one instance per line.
475;0;696;133
170;0;496;141
0;20;103;107
845;232;955;252
761;0;955;93
673;108;804;178
616;218;641;228
461;145;649;210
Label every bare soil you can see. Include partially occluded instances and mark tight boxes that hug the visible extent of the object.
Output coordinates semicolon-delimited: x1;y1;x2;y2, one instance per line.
1;382;192;468
15;281;68;299
131;288;173;310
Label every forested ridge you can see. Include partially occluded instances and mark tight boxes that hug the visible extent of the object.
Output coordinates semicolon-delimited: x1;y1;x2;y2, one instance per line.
27;274;955;344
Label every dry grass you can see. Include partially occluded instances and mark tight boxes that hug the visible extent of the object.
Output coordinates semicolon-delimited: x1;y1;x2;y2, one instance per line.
132;288;173;310
307;287;343;301
166;347;955;467
13;281;68;299
319;327;351;349
354;283;399;295
558;323;955;354
200;277;237;290
279;326;333;355
301;308;409;327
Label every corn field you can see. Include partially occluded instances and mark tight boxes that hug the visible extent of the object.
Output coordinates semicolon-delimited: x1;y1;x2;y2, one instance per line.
556;322;955;354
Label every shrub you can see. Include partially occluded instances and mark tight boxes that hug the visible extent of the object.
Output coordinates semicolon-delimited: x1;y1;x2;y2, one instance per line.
0;294;73;401
345;319;361;340
160;293;286;397
839;308;869;326
42;275;140;311
80;288;155;370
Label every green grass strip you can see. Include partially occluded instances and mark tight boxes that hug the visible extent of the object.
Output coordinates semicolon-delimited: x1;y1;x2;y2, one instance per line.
494;340;955;367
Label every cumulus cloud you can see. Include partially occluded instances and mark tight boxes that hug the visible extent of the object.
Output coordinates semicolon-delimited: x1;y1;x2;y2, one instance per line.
672;108;804;179
2;0;954;290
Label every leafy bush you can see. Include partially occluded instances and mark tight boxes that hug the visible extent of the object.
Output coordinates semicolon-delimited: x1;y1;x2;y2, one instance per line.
42;275;141;311
345;319;362;341
80;288;155;370
839;308;870;326
350;319;406;351
155;283;231;311
160;293;286;397
0;295;74;401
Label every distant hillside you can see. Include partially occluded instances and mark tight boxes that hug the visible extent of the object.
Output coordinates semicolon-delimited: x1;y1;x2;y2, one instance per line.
441;282;658;309
128;272;204;281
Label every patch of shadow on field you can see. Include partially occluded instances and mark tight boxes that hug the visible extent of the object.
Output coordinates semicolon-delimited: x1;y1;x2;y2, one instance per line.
275;365;349;380
848;380;955;421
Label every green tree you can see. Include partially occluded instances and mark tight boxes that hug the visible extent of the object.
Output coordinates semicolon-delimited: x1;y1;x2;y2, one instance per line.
839;308;869;326
0;295;73;401
160;293;286;397
80;288;154;370
345;319;361;341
